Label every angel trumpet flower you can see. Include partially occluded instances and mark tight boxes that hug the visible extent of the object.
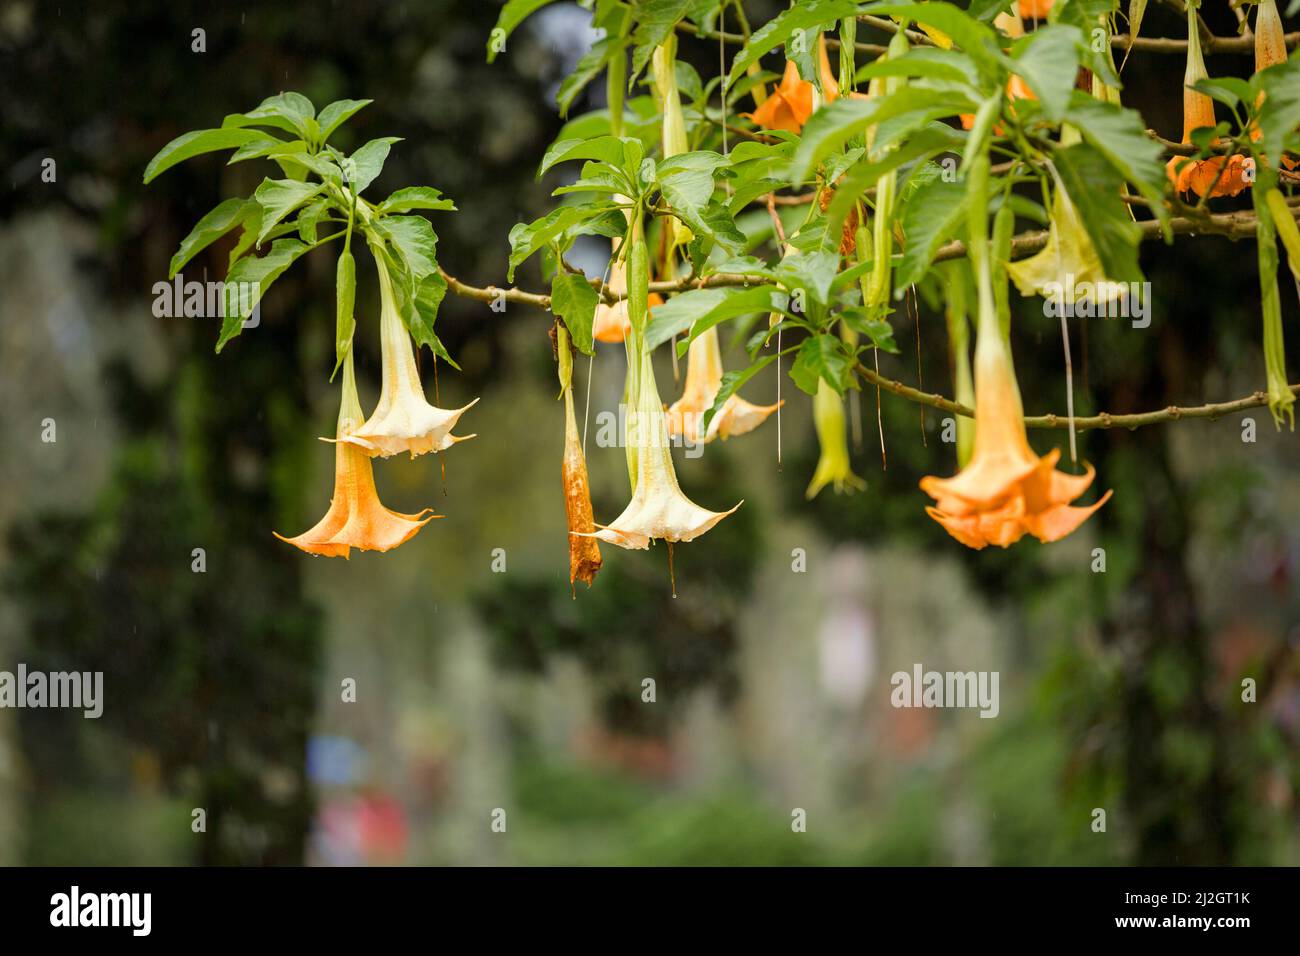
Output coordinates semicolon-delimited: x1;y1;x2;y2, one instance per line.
591;343;741;549
1006;168;1119;308
746;60;815;134
806;377;866;499
1256;0;1288;73
275;354;437;557
1166;2;1254;198
920;159;1111;549
1251;0;1297;169
557;324;602;587
1018;0;1052;20
584;221;739;550
666;326;782;443
342;249;477;458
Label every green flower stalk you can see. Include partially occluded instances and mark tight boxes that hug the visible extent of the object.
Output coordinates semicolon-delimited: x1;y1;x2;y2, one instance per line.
652;35;693;250
1255;189;1295;429
941;262;976;467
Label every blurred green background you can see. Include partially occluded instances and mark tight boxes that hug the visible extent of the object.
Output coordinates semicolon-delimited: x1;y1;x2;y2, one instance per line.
0;0;1297;865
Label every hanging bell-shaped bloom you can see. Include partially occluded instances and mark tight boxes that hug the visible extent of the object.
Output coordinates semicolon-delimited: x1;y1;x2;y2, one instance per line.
588;342;740;550
276;355;438;557
920;257;1111;548
1006;175;1120;307
666;326;782;444
557;325;602;586
806;377;867;499
747;60;815;134
1166;6;1255;197
1256;0;1288;72
586;213;739;551
1018;0;1052;19
342;251;477;458
1251;0;1298;169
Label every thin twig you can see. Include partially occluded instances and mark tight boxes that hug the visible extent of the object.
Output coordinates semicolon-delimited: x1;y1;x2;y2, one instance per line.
855;362;1300;432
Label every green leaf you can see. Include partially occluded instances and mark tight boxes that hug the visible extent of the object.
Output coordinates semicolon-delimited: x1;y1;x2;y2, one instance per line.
1063;92;1169;229
538;135;631;178
629;0;695;85
1053;142;1143;284
333;249;356;379
1126;0;1148;64
864;3;1003;78
227;205;262;269
856;47;980;87
377;186;457;214
551;272;600;355
227;136;299;165
217;238;311;351
234;92;316;140
507;203;612;282
297;199;330;243
143;128;267;184
487;0;560;63
656;150;727;210
401;267;457;367
657;151;745;252
253;178;327;244
896;177;968;289
1055;0;1121;86
840;307;899;352
1012;25;1081;123
790;333;854;395
348;137;403;193
317;98;372;143
1193;77;1252;110
375;215;440;279
557;36;624;118
967;0;1014;22
776;246;841;307
169;198;253;278
824;123;965;237
645;285;791;351
789;87;966;181
725;0;859;88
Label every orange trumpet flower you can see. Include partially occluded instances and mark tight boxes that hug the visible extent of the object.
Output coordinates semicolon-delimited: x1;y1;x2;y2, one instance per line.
276;355;437;557
1166;4;1254;198
920;241;1110;549
747;60;815;134
666;325;781;443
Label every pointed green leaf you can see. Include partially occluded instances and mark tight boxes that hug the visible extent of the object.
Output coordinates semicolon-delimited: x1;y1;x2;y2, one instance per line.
317;98;372;143
377;186;457;214
551;271;600;355
253;178;326;244
217;238;311;351
143;128;267;183
169;197;254;278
